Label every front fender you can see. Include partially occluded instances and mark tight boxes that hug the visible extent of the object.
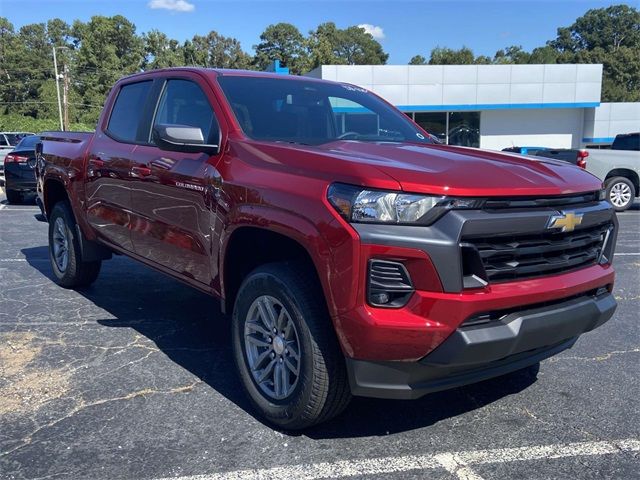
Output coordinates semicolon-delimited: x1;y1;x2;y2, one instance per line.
220;203;359;321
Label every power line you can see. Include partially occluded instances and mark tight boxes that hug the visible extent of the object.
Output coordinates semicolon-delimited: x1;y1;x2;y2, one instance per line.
0;100;103;108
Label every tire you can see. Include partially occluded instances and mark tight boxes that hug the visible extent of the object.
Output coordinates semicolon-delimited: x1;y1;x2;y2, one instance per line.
232;262;351;430
48;201;101;288
5;189;22;205
605;177;635;212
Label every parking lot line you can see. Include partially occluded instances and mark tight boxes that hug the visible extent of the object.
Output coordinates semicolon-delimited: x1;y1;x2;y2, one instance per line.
154;438;640;480
614;252;640;256
0;207;40;211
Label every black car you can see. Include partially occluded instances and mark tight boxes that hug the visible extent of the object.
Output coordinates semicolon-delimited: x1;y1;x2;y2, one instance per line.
3;135;40;204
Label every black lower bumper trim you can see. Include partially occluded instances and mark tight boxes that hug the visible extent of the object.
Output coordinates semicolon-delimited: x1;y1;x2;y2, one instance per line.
347;291;616;399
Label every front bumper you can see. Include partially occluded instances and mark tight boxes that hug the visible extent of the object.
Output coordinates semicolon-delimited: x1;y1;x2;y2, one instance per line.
332;199;617;361
347;289;616;399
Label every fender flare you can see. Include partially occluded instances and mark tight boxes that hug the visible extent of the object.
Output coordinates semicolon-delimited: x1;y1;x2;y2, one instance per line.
219;204;338;316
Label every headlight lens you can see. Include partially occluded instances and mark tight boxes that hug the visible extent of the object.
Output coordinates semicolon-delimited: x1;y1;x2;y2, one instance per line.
328;183;481;225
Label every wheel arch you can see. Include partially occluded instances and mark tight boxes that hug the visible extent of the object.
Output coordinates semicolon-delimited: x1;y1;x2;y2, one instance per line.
43;178;70;217
605;169;639;197
221;224;331;318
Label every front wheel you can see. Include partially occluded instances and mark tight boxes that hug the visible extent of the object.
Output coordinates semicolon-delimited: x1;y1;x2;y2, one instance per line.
232;262;351;429
48;201;101;288
605;177;635;212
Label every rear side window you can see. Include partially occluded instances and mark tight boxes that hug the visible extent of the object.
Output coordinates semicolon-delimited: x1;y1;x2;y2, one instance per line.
612;134;640;151
16;135;40;149
153;79;218;144
107;81;153;142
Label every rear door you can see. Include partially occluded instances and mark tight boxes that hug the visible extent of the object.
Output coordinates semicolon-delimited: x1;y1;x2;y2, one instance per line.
129;74;225;288
85;80;155;251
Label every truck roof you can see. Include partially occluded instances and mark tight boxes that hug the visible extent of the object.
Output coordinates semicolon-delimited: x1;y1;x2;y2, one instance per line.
118;67;335;84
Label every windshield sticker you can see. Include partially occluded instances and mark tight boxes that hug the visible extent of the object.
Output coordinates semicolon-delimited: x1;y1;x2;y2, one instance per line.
341;84;368;93
416;133;425;140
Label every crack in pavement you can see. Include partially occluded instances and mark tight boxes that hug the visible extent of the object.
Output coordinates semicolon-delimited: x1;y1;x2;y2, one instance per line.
1;380;203;458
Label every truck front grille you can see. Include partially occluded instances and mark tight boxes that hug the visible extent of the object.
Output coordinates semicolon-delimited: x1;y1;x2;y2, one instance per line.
462;222;613;284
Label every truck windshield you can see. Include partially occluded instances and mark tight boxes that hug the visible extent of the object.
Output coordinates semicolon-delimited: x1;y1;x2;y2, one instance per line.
217;76;435;146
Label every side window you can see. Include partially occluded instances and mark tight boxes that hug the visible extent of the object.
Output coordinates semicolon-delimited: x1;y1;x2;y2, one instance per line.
613;134;640;151
107;81;153;142
0;136;7;146
153;79;218;144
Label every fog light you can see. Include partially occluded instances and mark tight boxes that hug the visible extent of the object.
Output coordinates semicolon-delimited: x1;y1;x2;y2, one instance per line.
370;292;390;305
367;259;414;308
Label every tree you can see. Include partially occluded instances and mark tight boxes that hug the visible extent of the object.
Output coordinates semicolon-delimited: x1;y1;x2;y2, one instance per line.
308;22;388;68
254;23;309;74
428;46;475;65
184;31;252;69
72;15;144;122
547;5;640;101
550;4;640;53
308;22;346;67
493;45;531;64
334;25;388;65
408;55;426;65
143;29;184;69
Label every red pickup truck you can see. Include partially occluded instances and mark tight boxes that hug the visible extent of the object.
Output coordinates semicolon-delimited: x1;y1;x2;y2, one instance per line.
36;68;618;429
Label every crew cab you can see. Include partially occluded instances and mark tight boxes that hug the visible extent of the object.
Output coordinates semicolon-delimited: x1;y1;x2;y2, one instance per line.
36;68;618;429
586;133;640;211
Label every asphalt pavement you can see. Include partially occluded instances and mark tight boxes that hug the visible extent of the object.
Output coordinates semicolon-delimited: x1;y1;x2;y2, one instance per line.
0;193;638;480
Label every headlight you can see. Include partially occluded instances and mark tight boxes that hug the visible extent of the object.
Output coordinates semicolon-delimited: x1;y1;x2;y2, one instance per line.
327;183;482;225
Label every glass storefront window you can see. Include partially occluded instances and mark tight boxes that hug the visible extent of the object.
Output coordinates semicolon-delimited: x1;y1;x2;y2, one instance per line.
414;112;447;143
448;112;480;147
410;111;480;147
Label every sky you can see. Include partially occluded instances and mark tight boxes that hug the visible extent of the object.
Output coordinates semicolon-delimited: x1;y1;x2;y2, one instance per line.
0;0;631;63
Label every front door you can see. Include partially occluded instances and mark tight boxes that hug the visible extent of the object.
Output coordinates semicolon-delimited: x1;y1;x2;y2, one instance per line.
129;77;224;287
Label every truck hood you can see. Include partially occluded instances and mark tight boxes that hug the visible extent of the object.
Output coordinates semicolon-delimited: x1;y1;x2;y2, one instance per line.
239;140;603;197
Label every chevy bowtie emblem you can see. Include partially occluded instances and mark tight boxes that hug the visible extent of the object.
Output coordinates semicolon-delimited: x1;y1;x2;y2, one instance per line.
547;211;583;232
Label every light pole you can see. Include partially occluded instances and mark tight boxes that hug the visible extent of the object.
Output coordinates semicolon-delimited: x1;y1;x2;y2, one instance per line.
52;46;68;131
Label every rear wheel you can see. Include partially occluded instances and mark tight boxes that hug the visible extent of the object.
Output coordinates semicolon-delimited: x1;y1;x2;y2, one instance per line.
5;189;22;205
605;177;635;212
48;201;101;288
232;262;351;429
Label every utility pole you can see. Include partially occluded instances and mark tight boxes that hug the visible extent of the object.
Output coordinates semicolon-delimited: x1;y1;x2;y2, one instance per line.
62;63;69;131
52;46;63;131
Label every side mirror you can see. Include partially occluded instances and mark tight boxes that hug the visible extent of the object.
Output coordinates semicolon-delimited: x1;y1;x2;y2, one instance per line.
152;124;219;154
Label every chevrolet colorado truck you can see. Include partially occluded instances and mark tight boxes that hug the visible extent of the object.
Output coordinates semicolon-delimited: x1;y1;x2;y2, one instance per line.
36;68;618;429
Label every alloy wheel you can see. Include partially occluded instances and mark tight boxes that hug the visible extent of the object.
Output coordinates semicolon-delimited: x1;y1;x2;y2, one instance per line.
52;217;69;272
610;182;632;208
244;295;301;400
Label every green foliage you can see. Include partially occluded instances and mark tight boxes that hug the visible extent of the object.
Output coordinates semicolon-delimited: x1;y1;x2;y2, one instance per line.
0;113;93;132
143;29;184;69
412;5;639;102
1;4;637;128
428;46;476;65
184;31;253;69
308;22;388;68
550;4;640;52
254;23;309;74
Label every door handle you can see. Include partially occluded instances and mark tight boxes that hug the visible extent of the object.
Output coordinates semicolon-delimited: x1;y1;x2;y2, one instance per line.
131;165;152;177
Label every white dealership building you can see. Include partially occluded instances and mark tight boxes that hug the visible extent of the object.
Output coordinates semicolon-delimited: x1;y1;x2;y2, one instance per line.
305;63;639;150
